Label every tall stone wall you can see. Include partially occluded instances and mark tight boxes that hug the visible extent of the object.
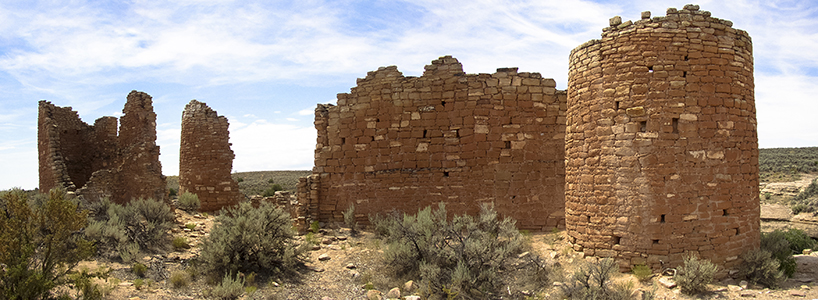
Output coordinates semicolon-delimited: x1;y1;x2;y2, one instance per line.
304;56;567;230
565;5;759;271
179;100;242;212
38;91;168;205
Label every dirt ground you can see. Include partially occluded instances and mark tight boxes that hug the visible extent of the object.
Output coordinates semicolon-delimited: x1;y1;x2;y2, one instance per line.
66;206;818;300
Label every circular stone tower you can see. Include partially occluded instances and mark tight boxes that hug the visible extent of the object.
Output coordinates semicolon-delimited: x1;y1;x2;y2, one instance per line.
565;5;759;271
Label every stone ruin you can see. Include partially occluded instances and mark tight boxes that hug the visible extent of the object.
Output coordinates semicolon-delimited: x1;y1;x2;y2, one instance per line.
179;100;242;212
298;5;760;271
38;90;168;205
298;56;567;230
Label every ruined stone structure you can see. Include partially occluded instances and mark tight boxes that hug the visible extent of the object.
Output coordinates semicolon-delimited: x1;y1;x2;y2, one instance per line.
565;5;759;270
179;100;242;212
38;91;168;204
300;56;567;230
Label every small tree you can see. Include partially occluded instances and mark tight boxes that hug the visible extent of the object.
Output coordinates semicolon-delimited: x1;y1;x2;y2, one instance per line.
0;188;95;299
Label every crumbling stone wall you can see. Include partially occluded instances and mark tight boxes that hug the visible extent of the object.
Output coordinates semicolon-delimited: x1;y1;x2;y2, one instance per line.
302;56;567;230
565;5;759;271
179;100;242;212
38;90;168;205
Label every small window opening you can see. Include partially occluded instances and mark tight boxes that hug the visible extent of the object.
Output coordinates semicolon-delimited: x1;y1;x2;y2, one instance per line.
615;101;620;110
587;215;591;223
723;209;729;216
683;71;687;78
672;118;679;134
376;118;380;122
736;228;741;235
443;171;449;177
441;100;446;107
648;65;654;73
504;141;511;149
684;55;689;61
370;136;375;142
455;129;460;138
660;214;666;223
652;239;660;245
341;137;346;144
423;129;428;138
613;236;622;245
640;121;647;132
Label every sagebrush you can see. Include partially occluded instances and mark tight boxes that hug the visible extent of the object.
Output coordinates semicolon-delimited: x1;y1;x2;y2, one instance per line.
84;197;175;261
177;191;200;212
760;230;798;277
675;254;717;295
199;201;308;278
209;273;245;300
739;248;785;288
372;203;524;299
559;257;632;300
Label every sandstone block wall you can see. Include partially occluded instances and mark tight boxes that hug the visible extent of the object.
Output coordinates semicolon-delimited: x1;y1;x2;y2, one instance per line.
565;5;759;271
179;100;242;212
38;90;168;205
302;56;567;230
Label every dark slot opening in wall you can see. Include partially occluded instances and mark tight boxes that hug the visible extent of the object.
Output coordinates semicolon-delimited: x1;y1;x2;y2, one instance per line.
660;214;666;223
441;100;446;107
652;239;659;245
640;121;647;132
684;55;689;61
672;118;679;134
443;171;449;177
615;101;620;110
736;228;741;235
683;71;687;78
504;141;511;149
613;236;621;245
648;65;654;73
423;129;428;138
456;129;460;138
370;136;374;142
723;209;729;216
341;137;345;144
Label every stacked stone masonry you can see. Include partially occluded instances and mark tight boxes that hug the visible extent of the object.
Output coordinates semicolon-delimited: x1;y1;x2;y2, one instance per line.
179;100;243;212
565;4;759;271
302;56;567;230
38;90;168;205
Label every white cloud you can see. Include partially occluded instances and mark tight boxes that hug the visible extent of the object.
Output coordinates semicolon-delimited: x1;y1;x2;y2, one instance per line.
230;120;315;172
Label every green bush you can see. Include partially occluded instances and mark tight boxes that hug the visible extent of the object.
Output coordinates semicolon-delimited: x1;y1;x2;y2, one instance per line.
199;201;308;278
675;254;717;295
169;188;178;198
782;228;816;254
186;222;196;230
210;273;245;300
0;188;95;300
173;236;191;250
84;198;175;260
262;184;284;197
132;263;148;277
343;204;358;235
169;270;190;288
632;264;652;282
761;230;798;277
559;257;632;300
177;191;200;212
133;278;144;290
739;248;785;288
372;203;524;299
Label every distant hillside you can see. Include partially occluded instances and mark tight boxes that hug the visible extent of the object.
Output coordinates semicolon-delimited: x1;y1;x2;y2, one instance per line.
166;170;311;197
760;147;818;182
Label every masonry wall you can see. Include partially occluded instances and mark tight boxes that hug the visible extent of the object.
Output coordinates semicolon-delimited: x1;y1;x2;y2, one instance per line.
565;5;759;271
179;100;242;212
38;91;168;205
305;56;567;230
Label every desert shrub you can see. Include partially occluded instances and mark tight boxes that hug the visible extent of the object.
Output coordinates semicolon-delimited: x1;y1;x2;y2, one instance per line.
0;188;95;300
372;203;524;299
310;220;320;233
236;177;244;183
782;228;816;254
177;191;201;212
343;203;358;235
199;201;308;278
760;230;797;277
84;197;175;260
632;264;652;282
133;278;144;290
173;236;191;250
209;273;245;300
169;270;191;288
559;257;632;300
186;222;196;230
675;254;717;295
262;184;284;197
169;188;178;198
739;248;785;288
132;263;148;277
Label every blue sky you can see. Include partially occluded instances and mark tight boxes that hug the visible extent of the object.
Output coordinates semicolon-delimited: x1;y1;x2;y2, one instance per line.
1;0;817;190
